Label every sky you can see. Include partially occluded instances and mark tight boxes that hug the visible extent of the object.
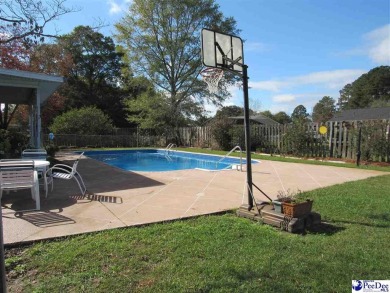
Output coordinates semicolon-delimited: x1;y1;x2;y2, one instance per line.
47;0;390;116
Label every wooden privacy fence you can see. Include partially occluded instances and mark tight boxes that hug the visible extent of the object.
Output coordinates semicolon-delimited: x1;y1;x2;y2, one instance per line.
326;120;390;161
177;126;213;148
44;119;390;162
222;121;389;161
44;127;214;149
46;133;162;148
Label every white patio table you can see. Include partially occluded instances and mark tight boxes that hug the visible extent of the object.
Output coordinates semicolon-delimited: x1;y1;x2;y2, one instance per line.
0;159;50;197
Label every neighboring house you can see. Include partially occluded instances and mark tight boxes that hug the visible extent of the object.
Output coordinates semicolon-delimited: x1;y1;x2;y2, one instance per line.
329;107;390;122
229;114;280;125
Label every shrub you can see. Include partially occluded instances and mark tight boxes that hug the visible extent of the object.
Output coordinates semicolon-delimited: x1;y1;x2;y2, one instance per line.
0;129;11;158
229;126;245;149
45;144;59;157
49;107;114;135
361;121;390;162
0;129;28;158
230;126;262;152
282;121;314;156
210;117;235;150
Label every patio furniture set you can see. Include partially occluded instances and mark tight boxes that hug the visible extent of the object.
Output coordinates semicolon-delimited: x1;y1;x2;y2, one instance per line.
0;149;86;211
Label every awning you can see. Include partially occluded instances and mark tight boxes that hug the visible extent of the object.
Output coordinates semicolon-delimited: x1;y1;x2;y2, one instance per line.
0;68;64;147
0;68;63;104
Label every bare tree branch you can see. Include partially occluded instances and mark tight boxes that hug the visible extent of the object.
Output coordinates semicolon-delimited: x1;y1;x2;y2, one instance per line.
0;0;78;44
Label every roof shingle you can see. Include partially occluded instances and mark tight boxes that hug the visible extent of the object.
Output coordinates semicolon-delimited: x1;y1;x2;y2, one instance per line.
229;114;280;125
329;107;390;122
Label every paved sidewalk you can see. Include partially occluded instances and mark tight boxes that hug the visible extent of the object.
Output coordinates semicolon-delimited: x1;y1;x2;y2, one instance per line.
1;153;386;244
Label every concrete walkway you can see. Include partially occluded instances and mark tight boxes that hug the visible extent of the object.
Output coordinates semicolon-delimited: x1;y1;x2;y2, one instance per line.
1;152;386;245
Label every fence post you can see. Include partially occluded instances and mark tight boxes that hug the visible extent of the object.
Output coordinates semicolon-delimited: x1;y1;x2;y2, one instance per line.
356;122;362;166
336;122;342;157
347;123;353;159
329;124;334;158
342;124;348;158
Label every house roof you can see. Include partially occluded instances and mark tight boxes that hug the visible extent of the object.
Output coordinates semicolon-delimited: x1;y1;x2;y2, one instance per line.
229;114;280;125
329;107;390;122
0;68;64;104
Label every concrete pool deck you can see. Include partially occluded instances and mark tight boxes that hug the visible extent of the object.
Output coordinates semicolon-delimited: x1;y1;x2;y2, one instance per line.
1;152;387;245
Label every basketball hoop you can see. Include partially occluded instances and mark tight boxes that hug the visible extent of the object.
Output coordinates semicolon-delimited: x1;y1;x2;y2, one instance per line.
201;67;224;94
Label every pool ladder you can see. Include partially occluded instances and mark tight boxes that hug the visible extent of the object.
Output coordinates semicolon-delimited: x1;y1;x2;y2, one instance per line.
165;143;177;154
216;146;243;171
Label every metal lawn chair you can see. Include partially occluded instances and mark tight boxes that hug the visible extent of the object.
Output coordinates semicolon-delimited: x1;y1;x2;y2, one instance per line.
46;153;86;196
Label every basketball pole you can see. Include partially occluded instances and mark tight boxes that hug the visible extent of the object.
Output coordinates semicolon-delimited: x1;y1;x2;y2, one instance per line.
201;28;253;211
242;65;254;210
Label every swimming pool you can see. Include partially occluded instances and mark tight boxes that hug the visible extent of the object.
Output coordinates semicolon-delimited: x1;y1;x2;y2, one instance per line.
82;149;257;172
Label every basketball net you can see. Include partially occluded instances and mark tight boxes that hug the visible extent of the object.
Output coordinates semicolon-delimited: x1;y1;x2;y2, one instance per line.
201;68;224;94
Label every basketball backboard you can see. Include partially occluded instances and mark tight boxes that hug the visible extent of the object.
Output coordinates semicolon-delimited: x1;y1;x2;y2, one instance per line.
201;28;244;73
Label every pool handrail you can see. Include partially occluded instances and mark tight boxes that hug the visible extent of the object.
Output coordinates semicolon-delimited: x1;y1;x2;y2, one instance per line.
165;143;177;154
217;146;242;171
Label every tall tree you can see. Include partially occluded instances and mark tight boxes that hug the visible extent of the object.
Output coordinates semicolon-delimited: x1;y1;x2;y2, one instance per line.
260;110;274;120
312;96;336;123
273;111;291;124
115;0;239;131
339;66;390;109
338;83;352;110
57;26;130;127
291;105;309;122
215;106;244;118
29;43;73;76
0;26;31;70
0;0;75;45
60;26;124;104
124;77;172;129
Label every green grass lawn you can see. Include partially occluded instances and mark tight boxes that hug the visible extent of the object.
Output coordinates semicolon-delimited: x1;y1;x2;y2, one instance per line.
6;174;390;292
174;147;390;172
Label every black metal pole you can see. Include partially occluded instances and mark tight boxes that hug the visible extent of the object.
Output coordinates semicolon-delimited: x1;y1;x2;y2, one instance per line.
0;208;7;293
242;65;253;210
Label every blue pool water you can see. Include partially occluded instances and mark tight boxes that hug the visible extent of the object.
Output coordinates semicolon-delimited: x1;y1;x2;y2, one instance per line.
82;149;256;172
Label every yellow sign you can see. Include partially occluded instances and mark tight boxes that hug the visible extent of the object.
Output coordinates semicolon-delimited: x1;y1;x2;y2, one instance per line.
319;126;327;135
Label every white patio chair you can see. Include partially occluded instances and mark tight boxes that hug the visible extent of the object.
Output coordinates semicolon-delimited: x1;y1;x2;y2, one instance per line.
46;153;86;196
22;148;47;160
0;160;40;210
16;150;50;196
